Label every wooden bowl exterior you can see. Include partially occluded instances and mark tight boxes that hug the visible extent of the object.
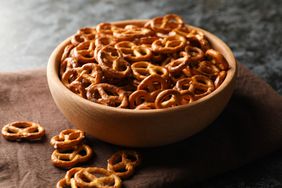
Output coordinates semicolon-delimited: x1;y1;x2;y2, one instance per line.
47;20;237;147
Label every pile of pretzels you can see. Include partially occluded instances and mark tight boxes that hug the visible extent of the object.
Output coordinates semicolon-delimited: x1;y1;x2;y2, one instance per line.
60;14;229;109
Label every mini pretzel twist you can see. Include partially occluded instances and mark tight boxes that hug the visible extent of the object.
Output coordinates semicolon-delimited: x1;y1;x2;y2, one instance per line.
74;167;122;188
71;27;96;46
152;35;186;53
146;14;184;33
175;75;215;99
137;74;168;100
86;83;128;108
185;46;205;63
129;90;153;109
166;51;189;74
72;41;96;64
115;41;152;61
1;121;45;141
97;45;131;78
96;22;116;36
155;89;182;109
107;150;141;179
186;29;211;52
56;167;84;188
61;63;103;97
113;24;153;41
50;129;85;150
205;49;229;71
131;61;168;81
51;144;93;169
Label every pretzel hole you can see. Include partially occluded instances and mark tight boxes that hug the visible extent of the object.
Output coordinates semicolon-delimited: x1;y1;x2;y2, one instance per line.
115;166;127;173
61;149;74;154
14;124;30;129
180;83;190;90
194;88;208;95
78;149;87;156
7;128;17;133
126;153;138;162
79;173;92;182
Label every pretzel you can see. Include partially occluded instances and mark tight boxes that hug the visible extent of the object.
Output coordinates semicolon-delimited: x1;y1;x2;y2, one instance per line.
86;83;128;108
96;22;116;36
50;129;85;150
107;150;141;179
137;75;168;98
146;14;184;33
61;63;103;96
74;167;122;188
186;29;211;52
155;89;182;109
166;51;189;74
191;60;221;79
115;41;152;61
72;41;96;63
61;43;75;62
152;35;186;53
214;71;227;88
175;75;215;99
185;46;204;63
135;102;156;110
56;167;84;188
97;45;131;78
205;49;229;71
129;90;153;109
51;144;93;169
113;24;153;41
131;61;168;81
1;121;45;141
71;27;96;46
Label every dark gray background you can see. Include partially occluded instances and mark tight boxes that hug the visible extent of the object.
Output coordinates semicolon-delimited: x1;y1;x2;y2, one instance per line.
0;0;281;187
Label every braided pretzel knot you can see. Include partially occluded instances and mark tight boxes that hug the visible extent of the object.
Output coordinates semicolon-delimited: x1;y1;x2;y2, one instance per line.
56;167;84;188
107;150;141;179
50;129;85;150
152;35;186;53
146;14;184;33
175;75;215;100
1;121;45;141
155;89;182;109
86;83;128;108
51;144;93;169
115;41;152;61
74;167;122;188
71;27;96;46
131;61;168;81
97;45;131;78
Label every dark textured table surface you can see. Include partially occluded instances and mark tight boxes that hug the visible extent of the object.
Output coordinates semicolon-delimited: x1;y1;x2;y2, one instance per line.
0;0;281;187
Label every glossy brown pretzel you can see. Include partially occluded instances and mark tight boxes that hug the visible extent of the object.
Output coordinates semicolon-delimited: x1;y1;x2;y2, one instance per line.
1;121;45;141
50;129;85;150
107;150;141;179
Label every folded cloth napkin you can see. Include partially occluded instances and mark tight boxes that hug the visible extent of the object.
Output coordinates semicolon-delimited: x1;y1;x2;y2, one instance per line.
0;64;281;188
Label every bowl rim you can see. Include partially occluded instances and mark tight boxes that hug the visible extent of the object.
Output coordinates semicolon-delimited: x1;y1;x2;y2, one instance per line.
47;19;237;115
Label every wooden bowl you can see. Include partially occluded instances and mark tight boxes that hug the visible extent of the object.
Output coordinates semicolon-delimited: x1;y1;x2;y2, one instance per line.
47;20;237;147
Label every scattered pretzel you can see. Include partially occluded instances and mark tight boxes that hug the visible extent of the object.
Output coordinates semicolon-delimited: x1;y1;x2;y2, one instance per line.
74;167;122;188
56;167;84;188
50;129;85;150
51;144;93;169
59;14;230;109
107;150;141;179
1;121;45;141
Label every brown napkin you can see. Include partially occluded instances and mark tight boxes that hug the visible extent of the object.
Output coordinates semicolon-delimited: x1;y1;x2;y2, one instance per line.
0;64;281;188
